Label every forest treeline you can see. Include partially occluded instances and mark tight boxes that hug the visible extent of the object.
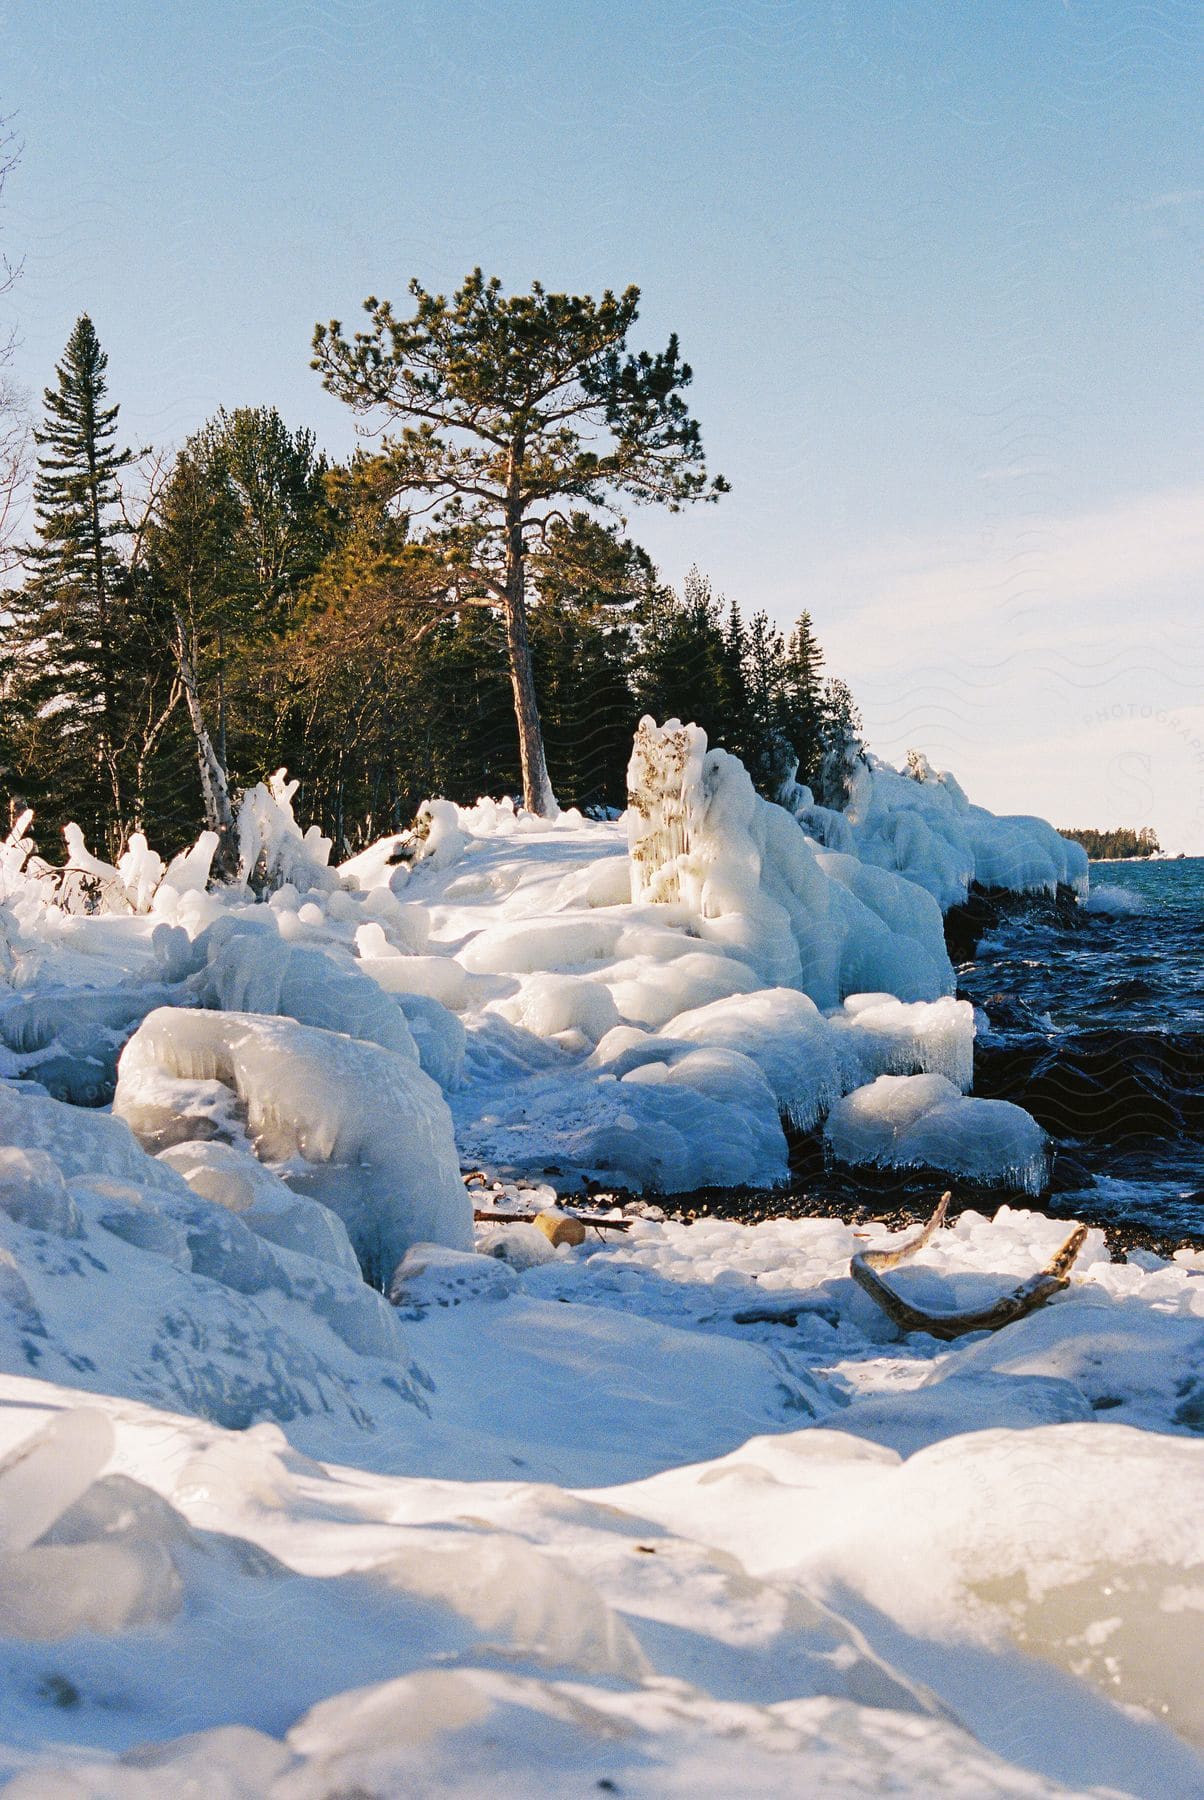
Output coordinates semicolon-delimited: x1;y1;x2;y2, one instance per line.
0;303;863;864
1059;826;1161;861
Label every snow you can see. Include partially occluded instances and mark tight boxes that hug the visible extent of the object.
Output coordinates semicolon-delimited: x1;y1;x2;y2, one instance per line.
0;1198;1200;1796
0;725;1187;1796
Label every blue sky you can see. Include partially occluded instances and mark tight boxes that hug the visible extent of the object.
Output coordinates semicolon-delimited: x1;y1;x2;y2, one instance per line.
3;0;1202;844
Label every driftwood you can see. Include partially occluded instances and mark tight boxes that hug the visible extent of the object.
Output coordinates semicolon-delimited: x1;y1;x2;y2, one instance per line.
473;1208;631;1233
732;1191;1087;1338
848;1191;1087;1341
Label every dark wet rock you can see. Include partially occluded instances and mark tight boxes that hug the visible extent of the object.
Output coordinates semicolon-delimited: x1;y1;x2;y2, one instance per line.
944;881;1083;964
972;992;1054;1037
1048;1147;1095;1193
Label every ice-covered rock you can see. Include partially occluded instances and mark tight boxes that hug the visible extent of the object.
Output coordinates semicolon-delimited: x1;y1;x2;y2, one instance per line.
665;987;844;1130
825;1073;1048;1193
625;718;955;1007
839;752;1089;908
115;1007;472;1282
830;992;975;1091
156;1139;362;1275
196;918;419;1061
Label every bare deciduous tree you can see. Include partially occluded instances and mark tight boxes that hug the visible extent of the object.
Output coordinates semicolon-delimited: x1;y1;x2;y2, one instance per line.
0;116;28;576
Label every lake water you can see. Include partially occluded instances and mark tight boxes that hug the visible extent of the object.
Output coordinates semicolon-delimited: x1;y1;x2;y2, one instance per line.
960;857;1204;1239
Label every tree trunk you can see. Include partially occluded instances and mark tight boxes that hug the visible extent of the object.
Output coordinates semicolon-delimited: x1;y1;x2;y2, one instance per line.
503;485;557;818
171;609;237;871
86;426;123;835
130;680;181;837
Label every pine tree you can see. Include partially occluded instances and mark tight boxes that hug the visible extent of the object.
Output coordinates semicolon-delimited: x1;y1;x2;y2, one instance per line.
5;315;136;849
313;271;727;816
527;514;647;809
743;609;788;792
144;406;331;860
780;610;826;792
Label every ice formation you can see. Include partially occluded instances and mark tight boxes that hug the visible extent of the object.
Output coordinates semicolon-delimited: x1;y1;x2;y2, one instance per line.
785;748;1089;909
114;1006;472;1282
0;723;1085;1201
3;725;1191;1795
825;1073;1049;1194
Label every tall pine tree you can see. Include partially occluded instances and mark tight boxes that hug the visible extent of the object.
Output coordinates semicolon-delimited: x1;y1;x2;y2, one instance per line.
780;609;825;792
5;315;136;850
313;271;727;816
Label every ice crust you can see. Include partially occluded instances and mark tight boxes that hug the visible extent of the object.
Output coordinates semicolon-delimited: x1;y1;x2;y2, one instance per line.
0;1193;1200;1798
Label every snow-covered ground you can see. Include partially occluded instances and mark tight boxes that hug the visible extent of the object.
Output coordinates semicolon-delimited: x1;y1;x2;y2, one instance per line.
1;728;1200;1797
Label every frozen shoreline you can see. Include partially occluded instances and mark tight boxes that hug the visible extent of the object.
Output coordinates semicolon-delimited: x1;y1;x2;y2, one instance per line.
0;736;1200;1795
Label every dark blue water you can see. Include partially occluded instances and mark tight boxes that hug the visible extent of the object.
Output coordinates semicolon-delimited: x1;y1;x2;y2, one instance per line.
961;859;1204;1239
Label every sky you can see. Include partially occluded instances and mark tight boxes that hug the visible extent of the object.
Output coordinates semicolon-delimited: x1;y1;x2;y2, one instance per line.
1;0;1201;847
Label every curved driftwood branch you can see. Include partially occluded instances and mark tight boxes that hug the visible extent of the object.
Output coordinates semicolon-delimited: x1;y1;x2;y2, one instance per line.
849;1191;1087;1341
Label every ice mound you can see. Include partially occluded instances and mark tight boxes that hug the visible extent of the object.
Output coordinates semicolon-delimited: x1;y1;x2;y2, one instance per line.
196;919;420;1061
372;1532;648;1679
454;1039;788;1192
390;1242;520;1314
354;919;469;1010
391;990;466;1090
601;948;761;1030
627;718;955;1007
494;970;621;1044
25;1669;1089;1799
806;1425;1204;1758
825;1073;1048;1192
830;993;975;1091
0;1406;114;1554
937;1272;1204;1435
0;983;182;1105
832;753;1090;908
0;1092;431;1448
115;1007;472;1281
0;1148;81;1238
664;988;844;1130
156;1139;363;1275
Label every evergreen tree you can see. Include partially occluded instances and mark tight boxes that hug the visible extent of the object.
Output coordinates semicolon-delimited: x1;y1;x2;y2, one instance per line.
313;271;727;815
780;609;825;792
742;609;788;792
528;514;647;809
4;315;137;849
634;566;734;748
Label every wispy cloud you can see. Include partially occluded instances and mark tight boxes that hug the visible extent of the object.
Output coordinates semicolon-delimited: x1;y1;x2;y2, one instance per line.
1134;188;1204;212
817;484;1204;850
823;482;1204;653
